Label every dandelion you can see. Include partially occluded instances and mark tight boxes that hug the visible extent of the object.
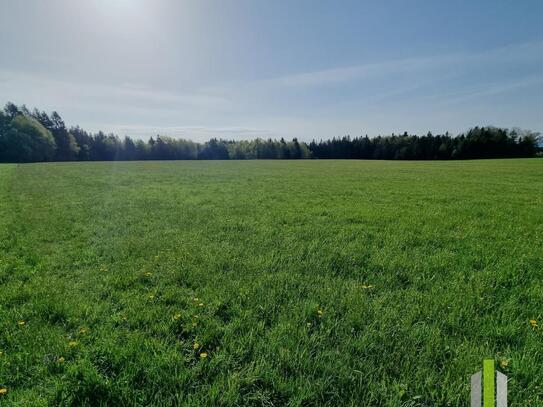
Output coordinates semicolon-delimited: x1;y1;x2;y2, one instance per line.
361;284;374;289
530;319;538;328
0;388;7;395
500;359;509;369
57;356;65;364
68;341;78;348
193;297;199;302
317;309;324;318
173;313;182;321
199;352;208;359
198;303;204;307
18;320;25;326
148;294;155;300
193;342;200;350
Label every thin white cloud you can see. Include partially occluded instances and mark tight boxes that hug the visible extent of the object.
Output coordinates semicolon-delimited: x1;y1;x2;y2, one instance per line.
437;74;543;105
1;41;542;140
255;41;543;89
259;56;446;88
0;70;231;113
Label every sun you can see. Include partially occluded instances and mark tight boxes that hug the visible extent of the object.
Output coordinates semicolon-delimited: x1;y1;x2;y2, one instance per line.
94;0;146;16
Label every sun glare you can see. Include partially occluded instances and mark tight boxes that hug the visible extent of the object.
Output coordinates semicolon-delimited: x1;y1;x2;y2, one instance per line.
94;0;147;17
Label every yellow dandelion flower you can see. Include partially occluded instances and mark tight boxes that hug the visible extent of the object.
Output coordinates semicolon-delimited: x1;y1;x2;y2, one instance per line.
18;320;25;326
317;309;324;317
361;284;374;289
193;342;200;350
0;388;7;395
68;341;78;348
199;352;208;359
530;319;538;328
500;360;509;369
173;313;182;321
57;356;65;364
193;297;199;302
198;303;204;307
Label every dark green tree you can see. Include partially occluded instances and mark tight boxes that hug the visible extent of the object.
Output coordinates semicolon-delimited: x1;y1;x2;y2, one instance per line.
0;114;56;162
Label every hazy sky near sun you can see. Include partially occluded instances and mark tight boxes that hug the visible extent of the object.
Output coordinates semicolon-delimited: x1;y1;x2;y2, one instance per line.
1;0;543;141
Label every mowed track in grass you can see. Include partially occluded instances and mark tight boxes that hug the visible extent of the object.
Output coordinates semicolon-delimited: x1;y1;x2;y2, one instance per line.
0;159;542;406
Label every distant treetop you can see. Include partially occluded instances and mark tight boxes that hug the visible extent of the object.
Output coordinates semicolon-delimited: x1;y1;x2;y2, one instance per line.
0;102;540;163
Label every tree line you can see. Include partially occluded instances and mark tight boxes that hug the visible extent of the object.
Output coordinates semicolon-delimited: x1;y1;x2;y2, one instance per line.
309;129;540;160
0;102;540;163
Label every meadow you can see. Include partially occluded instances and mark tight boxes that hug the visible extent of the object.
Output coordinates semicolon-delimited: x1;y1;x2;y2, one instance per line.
0;159;542;406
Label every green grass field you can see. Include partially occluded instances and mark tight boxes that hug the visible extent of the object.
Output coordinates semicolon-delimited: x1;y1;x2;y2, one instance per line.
1;159;542;406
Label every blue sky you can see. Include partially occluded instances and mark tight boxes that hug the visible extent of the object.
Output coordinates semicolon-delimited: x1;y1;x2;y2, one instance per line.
1;0;542;141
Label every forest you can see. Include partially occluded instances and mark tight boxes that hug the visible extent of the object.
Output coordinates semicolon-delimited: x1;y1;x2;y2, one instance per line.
0;102;540;162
